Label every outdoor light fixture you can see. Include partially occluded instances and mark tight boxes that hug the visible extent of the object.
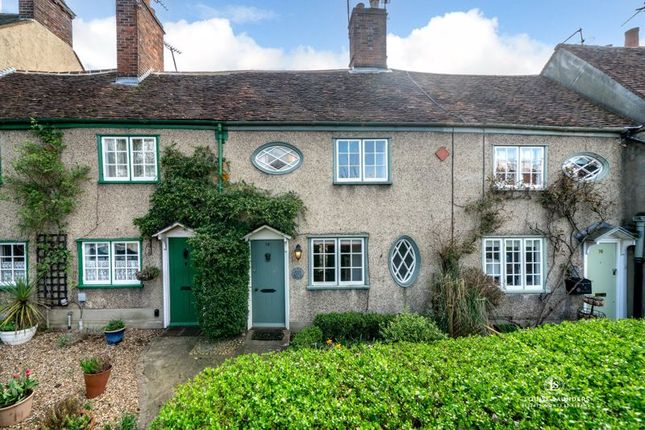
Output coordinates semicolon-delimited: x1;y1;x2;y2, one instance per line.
294;244;303;261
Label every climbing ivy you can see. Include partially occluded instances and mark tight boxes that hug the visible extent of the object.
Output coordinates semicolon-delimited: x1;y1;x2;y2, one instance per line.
135;146;305;339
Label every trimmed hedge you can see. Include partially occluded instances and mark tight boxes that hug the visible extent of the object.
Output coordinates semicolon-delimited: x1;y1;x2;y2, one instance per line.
312;312;395;342
152;319;645;429
290;326;324;350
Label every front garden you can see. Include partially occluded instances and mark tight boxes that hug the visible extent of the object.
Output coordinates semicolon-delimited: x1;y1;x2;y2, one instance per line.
153;319;644;429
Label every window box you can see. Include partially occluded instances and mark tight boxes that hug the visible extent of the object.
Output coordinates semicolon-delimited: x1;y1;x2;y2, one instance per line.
493;146;545;190
482;237;546;293
308;236;369;289
77;239;143;288
97;135;160;184
334;139;391;184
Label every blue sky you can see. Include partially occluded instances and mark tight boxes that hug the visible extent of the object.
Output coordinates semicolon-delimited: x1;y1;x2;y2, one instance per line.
1;1;643;72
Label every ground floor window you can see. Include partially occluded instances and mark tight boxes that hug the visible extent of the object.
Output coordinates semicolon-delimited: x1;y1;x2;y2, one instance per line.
0;242;27;286
310;237;367;287
78;239;141;288
483;237;545;292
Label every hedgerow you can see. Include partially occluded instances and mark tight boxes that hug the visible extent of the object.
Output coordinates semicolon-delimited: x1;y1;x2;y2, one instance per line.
135;146;305;339
152;319;645;429
312;312;395;342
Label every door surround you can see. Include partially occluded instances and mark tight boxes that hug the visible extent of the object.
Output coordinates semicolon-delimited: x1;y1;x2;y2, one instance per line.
154;222;195;328
582;226;636;320
243;225;291;330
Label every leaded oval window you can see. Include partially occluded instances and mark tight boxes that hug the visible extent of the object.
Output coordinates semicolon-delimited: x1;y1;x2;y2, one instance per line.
252;142;303;175
562;153;608;181
389;236;420;288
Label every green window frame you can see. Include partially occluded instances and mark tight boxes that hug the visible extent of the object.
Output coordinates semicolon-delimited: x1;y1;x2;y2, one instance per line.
0;241;28;288
76;239;143;289
97;135;160;184
333;139;391;185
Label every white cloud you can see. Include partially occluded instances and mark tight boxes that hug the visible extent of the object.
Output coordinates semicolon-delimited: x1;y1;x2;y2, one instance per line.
72;8;550;75
73;17;116;70
388;9;552;75
195;4;277;24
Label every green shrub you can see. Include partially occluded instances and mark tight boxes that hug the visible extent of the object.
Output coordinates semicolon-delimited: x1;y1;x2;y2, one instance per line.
103;319;125;332
379;312;447;343
290;326;323;349
312;312;395;342
79;355;111;375
152;319;645;429
102;413;138;430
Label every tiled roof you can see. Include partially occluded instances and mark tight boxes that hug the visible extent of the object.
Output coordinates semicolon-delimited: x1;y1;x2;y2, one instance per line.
0;68;631;128
560;44;645;99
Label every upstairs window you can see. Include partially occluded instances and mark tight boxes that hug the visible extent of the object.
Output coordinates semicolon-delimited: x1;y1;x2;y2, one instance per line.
99;136;159;183
252;142;303;174
562;153;608;181
335;139;390;184
494;146;544;189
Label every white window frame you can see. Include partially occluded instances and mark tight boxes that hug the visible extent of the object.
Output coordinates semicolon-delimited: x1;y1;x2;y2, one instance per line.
111;241;141;286
0;242;27;287
81;240;141;287
101;136;159;183
493;146;545;190
482;237;546;293
310;237;366;287
81;241;112;286
335;139;389;183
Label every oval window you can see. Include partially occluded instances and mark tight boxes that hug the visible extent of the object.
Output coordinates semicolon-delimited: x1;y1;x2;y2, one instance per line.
252;142;303;175
562;153;608;181
389;236;420;288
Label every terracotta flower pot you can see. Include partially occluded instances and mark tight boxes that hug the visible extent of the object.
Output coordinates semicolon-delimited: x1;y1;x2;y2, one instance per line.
83;366;112;399
0;390;34;427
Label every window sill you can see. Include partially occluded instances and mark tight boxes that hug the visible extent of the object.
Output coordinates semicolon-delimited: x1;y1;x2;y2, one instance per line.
78;283;143;289
307;284;370;291
333;181;392;186
503;288;547;295
98;180;159;185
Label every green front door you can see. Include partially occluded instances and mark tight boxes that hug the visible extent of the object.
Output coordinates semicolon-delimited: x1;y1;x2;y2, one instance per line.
587;243;618;319
251;240;286;327
169;238;199;326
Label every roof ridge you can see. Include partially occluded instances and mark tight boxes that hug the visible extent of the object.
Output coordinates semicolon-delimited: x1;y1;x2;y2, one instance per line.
13;69;115;76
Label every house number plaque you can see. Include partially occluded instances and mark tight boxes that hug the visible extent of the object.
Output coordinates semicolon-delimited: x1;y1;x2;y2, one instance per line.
291;267;304;280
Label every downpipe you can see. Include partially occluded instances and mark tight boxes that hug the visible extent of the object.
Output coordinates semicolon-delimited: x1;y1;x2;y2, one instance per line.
634;214;645;318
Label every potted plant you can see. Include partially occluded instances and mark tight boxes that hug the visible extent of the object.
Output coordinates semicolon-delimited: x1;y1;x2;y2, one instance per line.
80;355;112;399
41;396;94;430
0;369;38;427
0;279;44;346
103;319;126;345
135;266;160;282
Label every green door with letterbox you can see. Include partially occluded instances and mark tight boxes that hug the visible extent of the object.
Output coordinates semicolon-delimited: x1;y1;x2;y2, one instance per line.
251;240;286;327
169;238;198;326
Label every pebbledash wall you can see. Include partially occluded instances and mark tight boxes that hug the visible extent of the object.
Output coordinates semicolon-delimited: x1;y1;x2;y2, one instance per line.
0;127;624;329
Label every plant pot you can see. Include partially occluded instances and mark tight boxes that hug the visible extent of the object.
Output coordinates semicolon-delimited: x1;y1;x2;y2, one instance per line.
0;325;38;346
104;328;125;345
0;390;34;427
83;366;112;399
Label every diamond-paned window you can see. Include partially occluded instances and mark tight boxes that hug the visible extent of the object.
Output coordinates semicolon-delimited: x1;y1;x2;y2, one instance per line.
562;153;608;181
389;236;420;287
252;143;303;174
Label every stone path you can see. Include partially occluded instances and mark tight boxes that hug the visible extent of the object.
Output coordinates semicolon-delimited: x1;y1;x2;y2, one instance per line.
137;330;288;428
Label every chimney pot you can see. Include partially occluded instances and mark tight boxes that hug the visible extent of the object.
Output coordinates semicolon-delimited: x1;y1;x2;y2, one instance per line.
625;27;640;48
369;0;380;8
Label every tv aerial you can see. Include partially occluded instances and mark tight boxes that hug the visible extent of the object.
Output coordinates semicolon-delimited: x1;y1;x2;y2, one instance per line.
152;0;168;11
164;42;182;72
622;2;645;26
562;28;585;45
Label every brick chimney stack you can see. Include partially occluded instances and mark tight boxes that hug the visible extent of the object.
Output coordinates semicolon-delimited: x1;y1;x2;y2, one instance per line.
116;0;165;79
625;27;640;48
349;1;388;69
19;0;75;46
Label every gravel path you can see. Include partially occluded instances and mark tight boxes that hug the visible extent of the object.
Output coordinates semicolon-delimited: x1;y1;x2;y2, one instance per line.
0;329;161;429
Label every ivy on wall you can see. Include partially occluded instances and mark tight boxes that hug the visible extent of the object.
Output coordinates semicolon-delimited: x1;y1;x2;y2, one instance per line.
135;146;305;339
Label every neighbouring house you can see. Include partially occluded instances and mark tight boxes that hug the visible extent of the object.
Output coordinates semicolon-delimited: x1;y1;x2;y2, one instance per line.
0;0;642;330
0;0;83;72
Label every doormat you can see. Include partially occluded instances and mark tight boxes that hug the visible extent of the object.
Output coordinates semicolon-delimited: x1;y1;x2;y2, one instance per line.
251;330;284;341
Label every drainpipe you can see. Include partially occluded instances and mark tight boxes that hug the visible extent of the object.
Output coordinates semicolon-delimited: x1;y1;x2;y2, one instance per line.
215;124;228;193
634;214;645;318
